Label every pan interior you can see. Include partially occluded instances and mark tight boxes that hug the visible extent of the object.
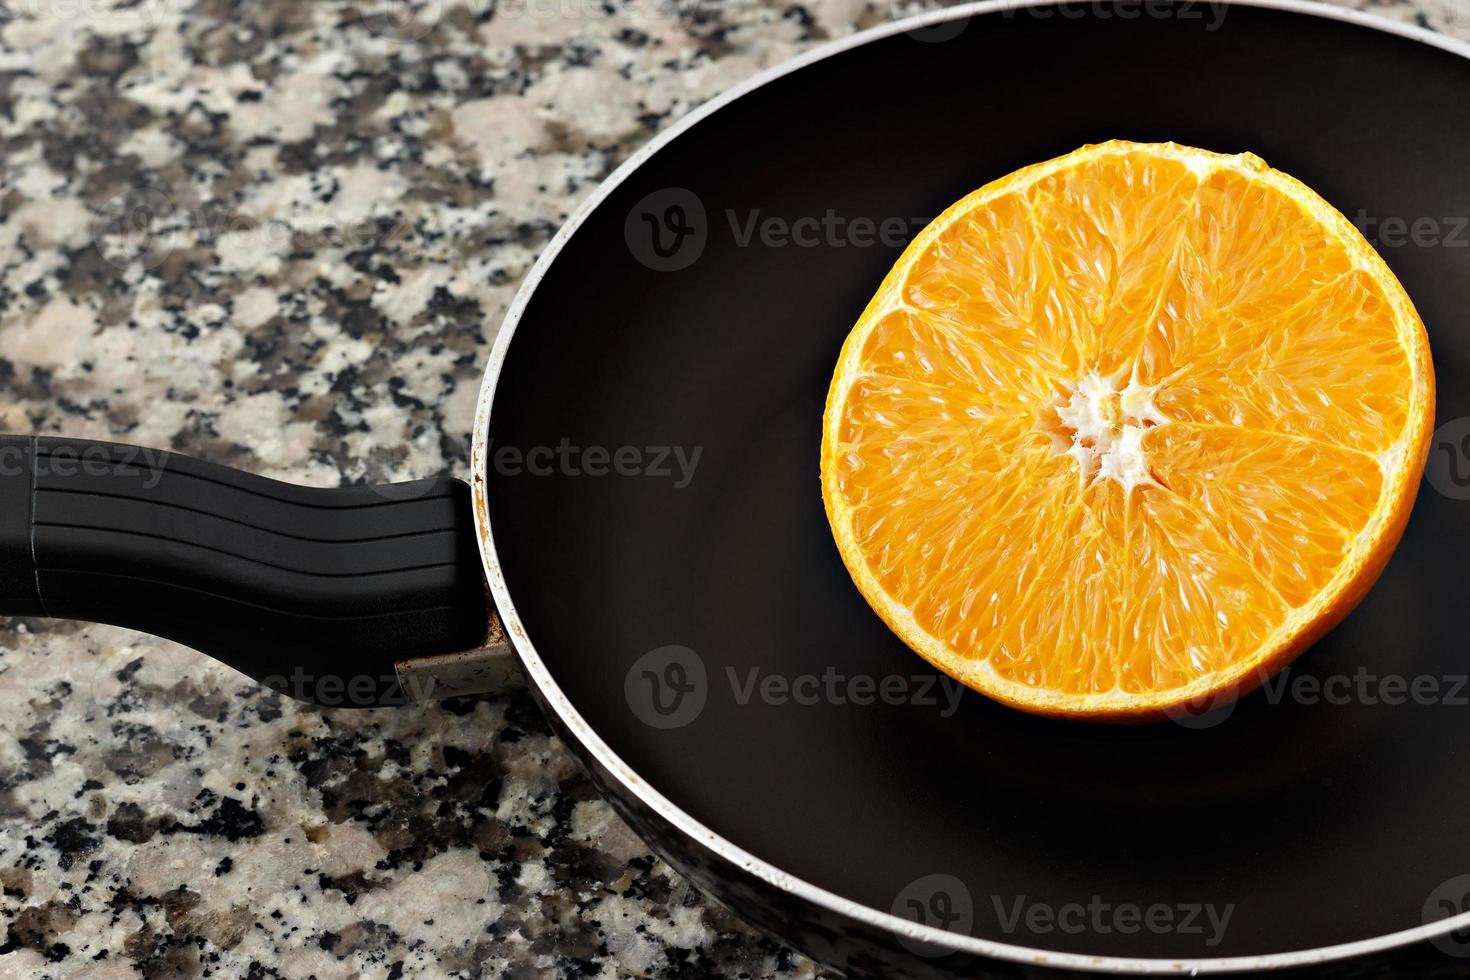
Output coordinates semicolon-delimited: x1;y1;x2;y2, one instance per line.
487;4;1470;960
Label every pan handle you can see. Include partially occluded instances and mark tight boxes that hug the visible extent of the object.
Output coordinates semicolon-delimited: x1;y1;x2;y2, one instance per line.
0;434;506;707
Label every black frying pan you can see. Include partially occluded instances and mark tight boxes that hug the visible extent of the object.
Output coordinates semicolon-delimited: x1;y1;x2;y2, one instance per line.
8;1;1470;975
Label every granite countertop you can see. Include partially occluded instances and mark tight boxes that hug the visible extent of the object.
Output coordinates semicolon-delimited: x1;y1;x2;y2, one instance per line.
0;0;1459;977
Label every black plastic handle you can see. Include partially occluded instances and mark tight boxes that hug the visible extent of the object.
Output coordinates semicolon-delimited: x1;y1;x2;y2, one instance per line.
0;435;491;706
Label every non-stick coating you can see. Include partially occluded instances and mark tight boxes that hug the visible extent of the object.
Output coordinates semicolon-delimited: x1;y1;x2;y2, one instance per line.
487;4;1470;960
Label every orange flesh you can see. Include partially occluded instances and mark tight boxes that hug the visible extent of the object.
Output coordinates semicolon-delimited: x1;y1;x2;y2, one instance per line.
822;142;1434;719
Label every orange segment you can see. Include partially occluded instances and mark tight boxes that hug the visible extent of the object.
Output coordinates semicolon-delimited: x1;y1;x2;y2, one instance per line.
1180;164;1357;319
902;193;1084;372
1153;269;1415;452
1028;146;1200;377
821;140;1434;721
1123;489;1289;691
853;307;1058;412
1145;424;1384;608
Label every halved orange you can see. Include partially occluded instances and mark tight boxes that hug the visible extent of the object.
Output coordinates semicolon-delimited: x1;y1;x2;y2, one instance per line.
821;140;1434;721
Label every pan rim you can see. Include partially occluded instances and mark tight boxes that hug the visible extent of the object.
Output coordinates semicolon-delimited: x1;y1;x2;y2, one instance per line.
469;0;1470;971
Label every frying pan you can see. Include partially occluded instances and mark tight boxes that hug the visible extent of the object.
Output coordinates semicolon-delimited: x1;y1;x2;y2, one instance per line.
8;0;1470;974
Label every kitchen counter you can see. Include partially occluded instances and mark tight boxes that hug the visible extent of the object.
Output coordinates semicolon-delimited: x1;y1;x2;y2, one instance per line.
0;0;1457;976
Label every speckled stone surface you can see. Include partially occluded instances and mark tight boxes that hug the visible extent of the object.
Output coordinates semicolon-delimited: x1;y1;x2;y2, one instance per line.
0;0;1462;976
